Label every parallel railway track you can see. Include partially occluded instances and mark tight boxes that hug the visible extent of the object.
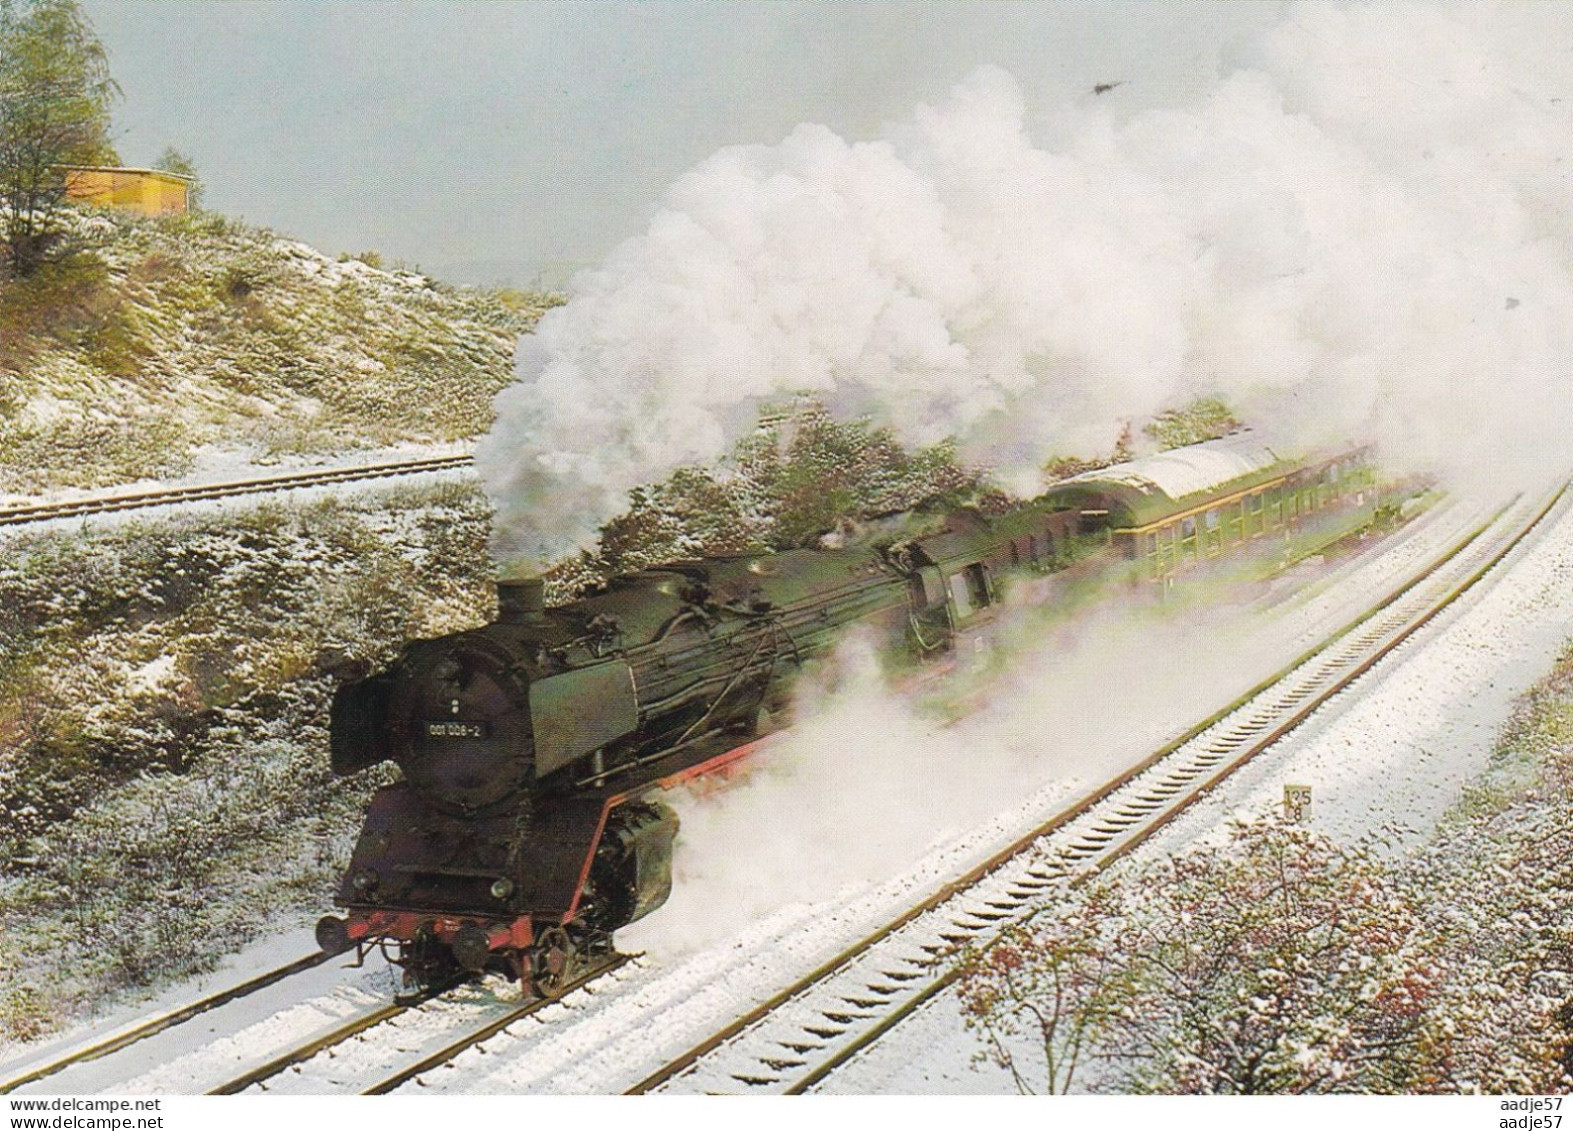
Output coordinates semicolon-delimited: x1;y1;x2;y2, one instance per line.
216;955;633;1095
1;488;1552;1096
628;484;1565;1094
0;952;328;1095
0;453;474;528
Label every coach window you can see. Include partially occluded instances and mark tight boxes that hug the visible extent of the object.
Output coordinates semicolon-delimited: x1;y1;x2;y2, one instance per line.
1204;508;1222;554
1180;515;1197;559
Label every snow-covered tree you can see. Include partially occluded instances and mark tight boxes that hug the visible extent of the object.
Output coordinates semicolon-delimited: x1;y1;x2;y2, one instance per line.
956;879;1142;1093
958;820;1437;1093
0;0;119;277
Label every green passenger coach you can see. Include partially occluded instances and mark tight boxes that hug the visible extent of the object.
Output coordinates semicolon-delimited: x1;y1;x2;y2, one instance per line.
1041;432;1378;585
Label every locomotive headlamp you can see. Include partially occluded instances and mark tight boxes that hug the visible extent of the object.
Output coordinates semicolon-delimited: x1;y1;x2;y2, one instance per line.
490;877;515;900
352;868;380;893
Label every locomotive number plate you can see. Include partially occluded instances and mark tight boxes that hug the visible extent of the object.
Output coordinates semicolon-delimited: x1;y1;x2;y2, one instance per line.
424;721;488;739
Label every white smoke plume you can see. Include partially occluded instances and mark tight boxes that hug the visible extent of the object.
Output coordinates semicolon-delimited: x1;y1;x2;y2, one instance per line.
479;1;1573;570
618;586;1289;958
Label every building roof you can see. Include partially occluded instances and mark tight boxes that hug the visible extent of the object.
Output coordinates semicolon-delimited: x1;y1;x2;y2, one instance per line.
59;165;194;181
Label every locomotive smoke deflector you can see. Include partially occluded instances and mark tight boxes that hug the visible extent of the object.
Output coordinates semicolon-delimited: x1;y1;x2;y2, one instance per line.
529;663;640;778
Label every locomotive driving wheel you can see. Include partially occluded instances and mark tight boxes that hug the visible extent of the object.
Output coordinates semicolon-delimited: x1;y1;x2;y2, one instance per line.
530;925;576;999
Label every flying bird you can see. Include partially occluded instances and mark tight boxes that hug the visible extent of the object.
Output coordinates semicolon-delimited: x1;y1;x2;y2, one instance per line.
1093;81;1127;95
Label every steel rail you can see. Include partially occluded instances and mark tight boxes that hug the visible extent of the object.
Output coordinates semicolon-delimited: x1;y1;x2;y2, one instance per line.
0;951;329;1095
360;954;634;1095
0;454;473;528
777;482;1569;1094
631;483;1564;1095
202;973;472;1096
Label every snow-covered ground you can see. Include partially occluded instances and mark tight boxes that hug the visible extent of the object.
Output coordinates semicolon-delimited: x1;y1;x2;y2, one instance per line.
820;485;1573;1093
6;489;1560;1095
0;441;476;538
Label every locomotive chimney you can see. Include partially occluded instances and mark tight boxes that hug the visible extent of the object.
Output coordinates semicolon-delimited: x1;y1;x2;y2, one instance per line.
497;576;546;623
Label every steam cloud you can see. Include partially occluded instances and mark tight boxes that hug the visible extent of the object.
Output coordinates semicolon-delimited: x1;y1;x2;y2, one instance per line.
619;591;1288;958
479;1;1573;570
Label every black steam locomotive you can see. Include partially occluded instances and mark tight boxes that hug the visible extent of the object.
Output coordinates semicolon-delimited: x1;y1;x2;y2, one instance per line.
316;434;1377;993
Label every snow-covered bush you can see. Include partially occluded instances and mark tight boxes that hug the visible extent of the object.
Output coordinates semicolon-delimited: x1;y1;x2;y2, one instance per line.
960;821;1431;1094
1400;646;1573;1093
0;209;560;492
0;482;495;1045
957;641;1573;1094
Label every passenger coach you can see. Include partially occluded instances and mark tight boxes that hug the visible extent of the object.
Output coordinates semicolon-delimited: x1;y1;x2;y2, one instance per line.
1041;433;1377;587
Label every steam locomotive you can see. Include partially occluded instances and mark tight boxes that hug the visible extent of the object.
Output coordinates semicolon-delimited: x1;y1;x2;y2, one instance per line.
316;433;1378;994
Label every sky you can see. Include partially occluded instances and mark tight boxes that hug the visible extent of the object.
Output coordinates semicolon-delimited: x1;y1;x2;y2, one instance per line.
81;0;1285;288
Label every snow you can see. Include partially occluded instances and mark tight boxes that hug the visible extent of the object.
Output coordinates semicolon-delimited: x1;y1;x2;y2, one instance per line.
824;485;1573;1092
0;442;475;538
1055;432;1284;505
8;488;1568;1095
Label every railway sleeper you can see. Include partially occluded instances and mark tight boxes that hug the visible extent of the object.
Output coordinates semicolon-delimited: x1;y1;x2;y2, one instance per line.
1022;867;1066;882
945;920;991;936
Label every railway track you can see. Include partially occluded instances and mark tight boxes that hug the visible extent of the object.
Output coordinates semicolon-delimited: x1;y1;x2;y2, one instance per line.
219;955;634;1095
0;488;1547;1097
0;951;628;1096
0;453;474;528
0;952;328;1094
627;484;1566;1094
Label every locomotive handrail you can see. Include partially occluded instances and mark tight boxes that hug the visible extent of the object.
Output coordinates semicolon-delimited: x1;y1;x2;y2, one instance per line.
670;629;778;749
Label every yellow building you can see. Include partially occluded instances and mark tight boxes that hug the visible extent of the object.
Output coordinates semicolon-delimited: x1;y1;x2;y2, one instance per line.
61;166;191;217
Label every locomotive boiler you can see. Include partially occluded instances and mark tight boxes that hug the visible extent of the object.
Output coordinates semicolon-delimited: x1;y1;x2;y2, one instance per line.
316;433;1378;994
